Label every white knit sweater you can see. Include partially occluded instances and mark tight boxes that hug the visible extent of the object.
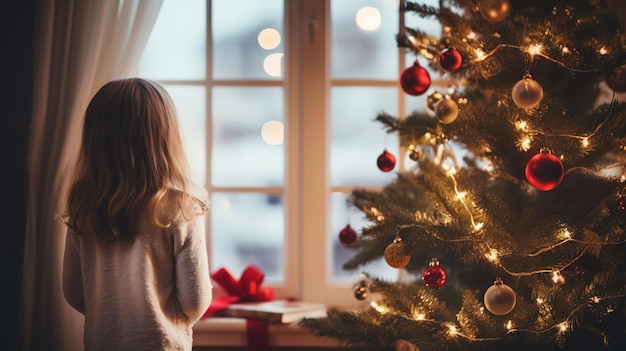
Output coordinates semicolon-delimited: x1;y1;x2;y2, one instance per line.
62;203;212;351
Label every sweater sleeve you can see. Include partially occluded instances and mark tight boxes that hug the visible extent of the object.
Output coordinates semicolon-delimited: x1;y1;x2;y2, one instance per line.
173;215;212;323
62;230;85;314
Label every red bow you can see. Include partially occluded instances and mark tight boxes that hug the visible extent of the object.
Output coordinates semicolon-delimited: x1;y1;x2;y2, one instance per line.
203;264;274;318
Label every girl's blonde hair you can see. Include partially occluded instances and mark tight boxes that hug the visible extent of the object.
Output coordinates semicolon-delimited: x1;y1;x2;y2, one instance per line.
63;78;207;241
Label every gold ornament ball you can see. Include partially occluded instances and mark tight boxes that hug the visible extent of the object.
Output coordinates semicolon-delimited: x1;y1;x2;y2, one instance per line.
479;0;512;23
409;148;423;161
384;239;411;269
512;77;544;109
434;97;459;124
484;280;516;315
353;285;369;300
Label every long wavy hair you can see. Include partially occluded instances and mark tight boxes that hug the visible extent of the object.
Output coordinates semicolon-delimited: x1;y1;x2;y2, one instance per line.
63;78;208;241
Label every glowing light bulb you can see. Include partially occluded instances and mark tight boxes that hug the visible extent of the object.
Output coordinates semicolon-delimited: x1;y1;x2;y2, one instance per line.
558;322;568;333
473;222;484;231
257;28;281;50
447;324;458;335
516;120;528;130
371;207;385;222
536;297;544;304
355;7;381;32
370;301;388;313
261;120;284;145
263;53;284;77
475;48;486;61
591;296;600;303
420;49;434;59
527;44;543;56
505;320;513;330
486;249;499;263
581;137;590;148
444;165;457;175
552;271;565;284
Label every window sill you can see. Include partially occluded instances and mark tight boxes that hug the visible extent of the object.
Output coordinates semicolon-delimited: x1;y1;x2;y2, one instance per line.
193;317;341;347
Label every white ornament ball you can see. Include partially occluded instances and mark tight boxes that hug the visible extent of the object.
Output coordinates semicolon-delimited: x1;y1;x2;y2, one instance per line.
512;77;544;109
479;0;512;23
484;279;516;315
434;97;459;124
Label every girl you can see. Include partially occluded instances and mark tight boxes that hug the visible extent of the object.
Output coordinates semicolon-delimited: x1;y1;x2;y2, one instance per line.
61;78;212;350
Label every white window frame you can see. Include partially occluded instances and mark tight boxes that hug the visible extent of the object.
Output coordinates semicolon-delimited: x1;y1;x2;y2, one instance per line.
194;0;408;307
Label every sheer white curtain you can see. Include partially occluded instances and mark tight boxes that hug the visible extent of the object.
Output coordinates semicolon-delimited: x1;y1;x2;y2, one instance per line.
20;0;163;350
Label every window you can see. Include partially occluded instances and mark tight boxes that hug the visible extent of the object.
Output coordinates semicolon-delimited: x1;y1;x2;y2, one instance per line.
139;0;441;307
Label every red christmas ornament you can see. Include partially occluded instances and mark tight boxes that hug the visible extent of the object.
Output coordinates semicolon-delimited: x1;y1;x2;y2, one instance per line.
339;224;357;246
525;149;564;191
422;258;447;289
440;47;462;71
618;196;626;212
400;61;431;96
377;149;396;172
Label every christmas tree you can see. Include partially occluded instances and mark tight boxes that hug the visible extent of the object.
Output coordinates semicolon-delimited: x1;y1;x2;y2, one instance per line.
300;1;626;350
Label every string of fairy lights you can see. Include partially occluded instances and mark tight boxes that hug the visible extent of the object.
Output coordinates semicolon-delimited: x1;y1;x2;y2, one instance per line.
359;264;626;343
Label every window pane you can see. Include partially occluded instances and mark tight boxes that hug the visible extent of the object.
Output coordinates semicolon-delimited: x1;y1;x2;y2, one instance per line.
331;192;399;282
164;85;206;186
330;87;399;186
212;0;284;80
138;0;206;80
212;87;284;187
331;0;398;79
211;192;284;282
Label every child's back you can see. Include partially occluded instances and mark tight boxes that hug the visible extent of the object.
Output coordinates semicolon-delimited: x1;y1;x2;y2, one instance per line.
61;78;212;350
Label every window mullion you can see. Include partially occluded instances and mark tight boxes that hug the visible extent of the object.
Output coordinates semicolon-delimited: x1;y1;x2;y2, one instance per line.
284;0;303;300
299;0;358;307
206;0;214;265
